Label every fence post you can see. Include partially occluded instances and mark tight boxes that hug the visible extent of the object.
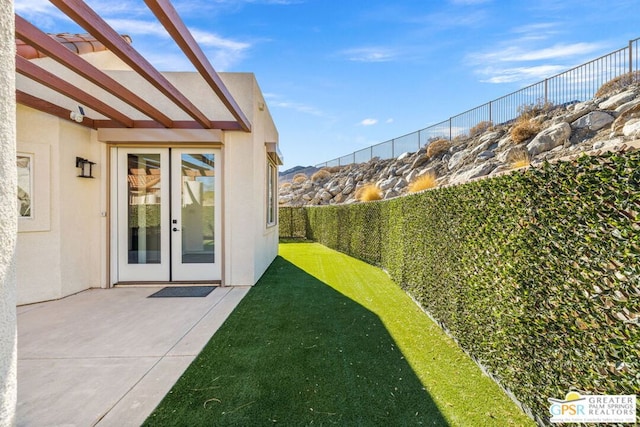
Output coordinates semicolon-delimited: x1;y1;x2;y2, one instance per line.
449;118;452;140
544;79;548;104
489;101;492;123
391;139;395;158
630;39;634;75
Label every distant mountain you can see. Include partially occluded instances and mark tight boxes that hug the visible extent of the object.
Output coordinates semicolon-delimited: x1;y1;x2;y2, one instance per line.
279;165;320;182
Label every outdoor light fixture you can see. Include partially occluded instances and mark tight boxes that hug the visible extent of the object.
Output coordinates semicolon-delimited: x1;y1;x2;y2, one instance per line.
70;105;85;123
76;157;95;178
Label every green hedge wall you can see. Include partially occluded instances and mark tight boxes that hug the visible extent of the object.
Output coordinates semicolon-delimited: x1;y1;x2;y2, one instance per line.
279;151;640;424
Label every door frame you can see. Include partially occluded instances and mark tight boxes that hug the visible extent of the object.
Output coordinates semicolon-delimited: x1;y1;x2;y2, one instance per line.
109;145;223;285
170;148;222;281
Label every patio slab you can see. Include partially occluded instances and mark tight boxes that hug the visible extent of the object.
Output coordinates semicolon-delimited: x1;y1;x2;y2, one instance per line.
17;286;250;427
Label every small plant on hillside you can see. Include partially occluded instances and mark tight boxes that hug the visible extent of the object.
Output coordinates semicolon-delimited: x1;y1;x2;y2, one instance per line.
426;139;452;159
509;149;531;169
280;182;292;190
356;184;382;202
510;119;541;144
595;71;640;98
292;173;307;184
408;172;437;193
469;121;494;138
311;169;331;182
325;166;342;173
517;99;555;121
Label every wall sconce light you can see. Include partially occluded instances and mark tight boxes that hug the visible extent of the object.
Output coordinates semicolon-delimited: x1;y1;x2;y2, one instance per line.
76;157;96;178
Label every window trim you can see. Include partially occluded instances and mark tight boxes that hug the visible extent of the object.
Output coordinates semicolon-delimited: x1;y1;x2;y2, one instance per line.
266;158;277;227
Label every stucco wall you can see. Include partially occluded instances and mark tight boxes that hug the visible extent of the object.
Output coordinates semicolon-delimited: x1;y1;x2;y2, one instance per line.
16;105;103;304
0;0;17;424
224;131;256;285
251;78;279;283
223;75;279;286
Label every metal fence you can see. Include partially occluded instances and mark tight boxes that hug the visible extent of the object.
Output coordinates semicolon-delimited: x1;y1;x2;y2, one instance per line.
316;38;640;168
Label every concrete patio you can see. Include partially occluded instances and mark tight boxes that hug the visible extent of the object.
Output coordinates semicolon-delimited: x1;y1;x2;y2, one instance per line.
17;285;250;427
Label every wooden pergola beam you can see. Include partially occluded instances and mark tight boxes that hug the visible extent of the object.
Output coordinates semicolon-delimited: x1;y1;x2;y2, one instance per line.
145;0;251;132
16;14;175;128
16;55;134;127
16;89;95;128
50;0;212;129
93;120;243;130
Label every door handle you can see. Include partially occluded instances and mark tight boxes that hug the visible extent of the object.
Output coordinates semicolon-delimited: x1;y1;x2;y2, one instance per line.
172;227;179;232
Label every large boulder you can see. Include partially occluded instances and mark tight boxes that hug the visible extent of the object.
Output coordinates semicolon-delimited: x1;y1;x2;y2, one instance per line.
527;122;571;156
598;89;636;110
476;150;495;161
571;111;614;131
449;162;497;185
378;177;399;191
448;149;470;170
410;152;430;169
623;118;640;138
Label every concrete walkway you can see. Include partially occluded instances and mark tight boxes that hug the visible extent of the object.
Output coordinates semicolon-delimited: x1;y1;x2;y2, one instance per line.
17;286;250;427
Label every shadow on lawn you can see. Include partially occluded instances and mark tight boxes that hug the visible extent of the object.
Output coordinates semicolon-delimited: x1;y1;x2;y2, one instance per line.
145;256;449;426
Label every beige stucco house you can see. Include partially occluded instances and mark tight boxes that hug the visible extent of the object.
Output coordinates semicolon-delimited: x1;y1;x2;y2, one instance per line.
13;5;282;305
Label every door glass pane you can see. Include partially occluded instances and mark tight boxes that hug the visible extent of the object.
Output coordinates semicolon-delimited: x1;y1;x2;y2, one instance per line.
181;153;215;263
127;154;162;264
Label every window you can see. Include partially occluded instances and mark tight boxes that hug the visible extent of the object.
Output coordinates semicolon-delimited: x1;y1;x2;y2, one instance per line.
267;160;277;226
17;144;51;232
17;154;33;218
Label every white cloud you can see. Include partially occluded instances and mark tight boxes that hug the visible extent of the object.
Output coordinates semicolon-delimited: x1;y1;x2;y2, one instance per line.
15;0;69;29
341;47;398;63
468;25;611;85
190;29;250;51
264;94;325;116
472;42;605;63
107;19;169;38
359;118;378;126
478;64;569;84
511;22;559;35
386;118;394;124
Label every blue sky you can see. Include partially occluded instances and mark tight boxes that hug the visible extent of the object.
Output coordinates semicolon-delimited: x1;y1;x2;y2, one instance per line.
16;0;639;169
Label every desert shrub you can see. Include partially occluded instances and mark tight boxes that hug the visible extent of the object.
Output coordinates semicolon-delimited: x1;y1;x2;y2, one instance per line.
324;166;342;173
407;172;437;193
292;173;307;184
311;169;331;182
517;99;554;121
426;139;452;159
280;182;292;190
356;184;382;202
510;119;541;144
469;121;493;138
595;71;640;98
509;149;531;169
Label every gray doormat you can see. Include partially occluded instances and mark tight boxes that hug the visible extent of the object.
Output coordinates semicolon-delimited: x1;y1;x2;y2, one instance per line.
148;286;216;298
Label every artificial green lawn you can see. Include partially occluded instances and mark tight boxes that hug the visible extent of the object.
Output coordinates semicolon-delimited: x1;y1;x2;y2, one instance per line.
144;243;534;426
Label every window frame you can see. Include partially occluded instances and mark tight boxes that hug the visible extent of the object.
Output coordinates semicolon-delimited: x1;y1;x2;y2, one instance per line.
266;158;277;227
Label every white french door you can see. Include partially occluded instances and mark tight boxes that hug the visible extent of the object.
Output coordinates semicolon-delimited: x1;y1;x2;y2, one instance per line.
115;147;221;282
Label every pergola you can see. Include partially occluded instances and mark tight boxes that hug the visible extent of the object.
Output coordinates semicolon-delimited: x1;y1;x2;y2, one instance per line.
15;0;252;132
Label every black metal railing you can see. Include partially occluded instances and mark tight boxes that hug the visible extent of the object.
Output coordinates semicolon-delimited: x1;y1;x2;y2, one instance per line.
317;38;639;168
